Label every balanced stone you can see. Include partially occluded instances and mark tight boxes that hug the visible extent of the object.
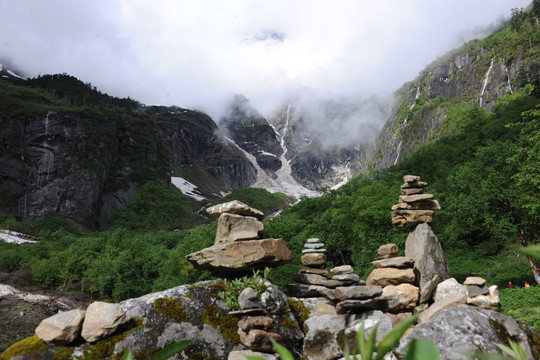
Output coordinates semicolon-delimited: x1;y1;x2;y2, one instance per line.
302;248;326;253
304;243;325;249
371;256;414;269
35;309;86;344
307;238;321;243
206;200;264;220
467;286;489;298
291;273;343;288
299;268;329;277
301;253;326;267
401;187;424;195
366;268;415;287
330;265;354;275
403;175;421;183
463;277;487;287
336;299;388;314
332;273;361;284
334;286;382;301
377;244;399;257
81;302;127;343
401;181;428;189
215;213;263;244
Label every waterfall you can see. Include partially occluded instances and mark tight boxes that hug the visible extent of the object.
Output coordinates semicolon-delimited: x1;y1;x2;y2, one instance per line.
503;59;513;94
281;104;291;146
37;111;54;186
480;58;495;107
393;140;402;165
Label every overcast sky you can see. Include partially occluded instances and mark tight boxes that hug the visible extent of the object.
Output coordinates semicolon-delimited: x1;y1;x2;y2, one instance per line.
0;0;531;119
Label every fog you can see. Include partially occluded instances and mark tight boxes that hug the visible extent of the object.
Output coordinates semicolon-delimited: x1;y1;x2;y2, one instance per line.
0;0;530;132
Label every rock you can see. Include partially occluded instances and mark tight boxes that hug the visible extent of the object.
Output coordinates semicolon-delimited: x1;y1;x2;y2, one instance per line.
418;293;467;323
331;273;360;284
291;273;343;288
401;187;424;195
467;294;501;311
394;305;540;360
419;274;440;304
303;314;346;360
35;309;86;344
302;249;326;253
238;287;258;303
238;328;280;353
304;243;325;249
307;238;321;243
239;299;263;310
463;276;487;287
377;244;399;257
300;253;326;267
391;209;435;227
467;285;489;298
386;312;413;327
299;268;330;277
399;194;434;203
392;199;441;210
334;286;383;301
81;302;127;343
401;181;428;189
228;350;278;360
403;175;421;183
206;200;264;220
336;298;388;314
346;311;393;346
286;284;331;298
215;213;263;244
185;238;292;276
330;265;354;275
489;285;499;296
366;268;415;287
404;223;450;291
237;316;275;332
380;284;420;313
312;302;337;316
433;278;467;303
371;256;414;269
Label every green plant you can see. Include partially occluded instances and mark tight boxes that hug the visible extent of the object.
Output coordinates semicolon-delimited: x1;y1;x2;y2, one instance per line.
118;339;193;360
217;268;270;311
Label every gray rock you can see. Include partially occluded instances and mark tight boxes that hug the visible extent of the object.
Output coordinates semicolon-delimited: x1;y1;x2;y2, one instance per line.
393;304;540;360
292;273;343;288
307;238;321;243
377;244;399;257
419;274;440;304
467;285;489;298
405;223;450;292
371;256;414;269
215;213;263;244
336;298;388;314
330;265;354;275
35;309;86;344
206;200;264;220
302;248;326;253
346;310;393;346
286;283;331;298
239;299;263;310
334;286;383;301
463;276;487;287
331;273;360;284
304;243;325;249
229;350;278;360
303;314;347;360
238;287;258;302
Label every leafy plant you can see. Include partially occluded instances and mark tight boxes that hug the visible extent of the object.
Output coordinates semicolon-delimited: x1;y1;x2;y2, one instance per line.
217;268;270;311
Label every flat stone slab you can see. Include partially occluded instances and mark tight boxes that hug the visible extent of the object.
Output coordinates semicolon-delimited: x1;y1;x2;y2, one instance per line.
304;243;325;249
468;285;489;298
332;273;361;284
299;268;329;277
291;273;343;288
185;238;292;276
336;298;388;314
330;265;354;275
302;248;326;253
215;213;263;244
463;276;487;287
366;268;415;287
334;285;382;301
371;256;414;269
307;238;321;243
286;283;331;298
206;200;264;220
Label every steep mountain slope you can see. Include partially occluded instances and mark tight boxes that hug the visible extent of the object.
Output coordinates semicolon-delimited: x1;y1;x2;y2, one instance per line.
370;13;540;171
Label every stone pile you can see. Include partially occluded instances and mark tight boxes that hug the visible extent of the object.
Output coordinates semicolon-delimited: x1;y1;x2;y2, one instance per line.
287;238;362;299
34;301;127;345
391;175;441;228
186;200;292;276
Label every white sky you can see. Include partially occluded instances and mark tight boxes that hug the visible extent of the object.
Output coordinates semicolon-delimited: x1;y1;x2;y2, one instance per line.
0;0;531;119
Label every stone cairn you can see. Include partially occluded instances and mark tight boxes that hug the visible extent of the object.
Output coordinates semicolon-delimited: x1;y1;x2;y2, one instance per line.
186;200;292;276
391;175;441;228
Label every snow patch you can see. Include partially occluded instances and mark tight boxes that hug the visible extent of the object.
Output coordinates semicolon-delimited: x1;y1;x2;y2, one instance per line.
0;230;38;244
171;177;207;201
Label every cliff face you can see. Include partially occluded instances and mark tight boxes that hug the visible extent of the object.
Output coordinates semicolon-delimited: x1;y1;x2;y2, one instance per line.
370;23;537;171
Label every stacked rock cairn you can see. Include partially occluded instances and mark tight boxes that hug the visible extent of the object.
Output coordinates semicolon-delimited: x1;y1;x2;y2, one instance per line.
391;175;441;228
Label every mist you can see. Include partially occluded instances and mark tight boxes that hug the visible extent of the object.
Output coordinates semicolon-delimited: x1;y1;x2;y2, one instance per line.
0;0;530;130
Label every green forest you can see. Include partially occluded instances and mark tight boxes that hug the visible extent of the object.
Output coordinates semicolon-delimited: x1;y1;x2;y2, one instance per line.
0;3;539;332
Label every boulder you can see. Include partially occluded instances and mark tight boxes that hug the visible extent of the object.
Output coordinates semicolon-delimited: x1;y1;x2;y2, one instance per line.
404;223;450;292
291;273;343;288
35;309;86;344
303;314;346;360
418;293;467;323
380;284;420;313
366;268;415;287
394;305;540;360
301;253;326;267
433;278;467;303
371;256;414;269
81;302;127;343
185;238;292;276
377;244;399;257
206;200;264;220
334;286;383;301
215;213;263;244
330;265;354;275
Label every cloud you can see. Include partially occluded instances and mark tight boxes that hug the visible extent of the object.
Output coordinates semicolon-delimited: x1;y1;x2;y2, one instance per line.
0;0;530;123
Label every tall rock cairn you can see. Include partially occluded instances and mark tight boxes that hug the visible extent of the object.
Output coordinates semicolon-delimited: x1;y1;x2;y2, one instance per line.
391;175;441;228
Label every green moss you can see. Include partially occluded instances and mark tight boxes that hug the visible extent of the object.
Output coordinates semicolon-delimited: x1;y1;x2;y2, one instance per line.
288;298;311;330
52;346;74;360
204;282;226;298
133;346;161;360
80;318;143;360
0;335;47;360
281;315;299;330
183;293;195;299
154;297;189;323
201;304;240;345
